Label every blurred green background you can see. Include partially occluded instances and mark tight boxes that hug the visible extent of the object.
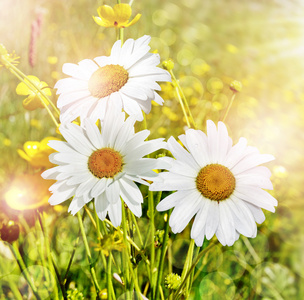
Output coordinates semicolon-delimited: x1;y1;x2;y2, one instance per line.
1;0;304;299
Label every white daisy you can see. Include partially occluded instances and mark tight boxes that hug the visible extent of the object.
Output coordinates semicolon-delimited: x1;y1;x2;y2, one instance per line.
55;35;171;124
42;109;168;227
150;120;278;246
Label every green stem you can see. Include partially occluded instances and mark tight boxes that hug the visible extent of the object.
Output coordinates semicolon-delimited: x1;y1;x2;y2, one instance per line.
119;28;124;44
174;84;191;128
10;242;41;300
107;252;112;300
241;236;260;263
104;219;150;266
121;201;130;287
93;202;101;237
76;211;101;296
63;229;81;286
169;70;196;129
37;211;60;299
37;210;60;299
83;205;108;270
173;242;218;299
51;253;67;299
130;212;143;248
148;189;156;298
7;280;23;300
154;210;171;300
179;239;195;299
189;246;200;291
222;92;236;122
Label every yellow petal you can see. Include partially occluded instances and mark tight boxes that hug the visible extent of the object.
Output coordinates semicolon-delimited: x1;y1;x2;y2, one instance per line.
26;75;40;85
17;149;31;162
40;136;61;151
22;95;44;111
92;16;112;27
16;81;30;96
113;3;132;24
125;13;141;27
98;5;116;23
23;141;40;157
40;81;52;97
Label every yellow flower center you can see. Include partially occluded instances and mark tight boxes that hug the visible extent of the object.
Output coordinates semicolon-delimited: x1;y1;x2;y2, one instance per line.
88;64;129;98
196;164;235;201
88;148;123;178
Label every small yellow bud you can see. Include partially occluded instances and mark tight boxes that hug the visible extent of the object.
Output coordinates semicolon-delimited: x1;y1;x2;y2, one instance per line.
47;56;58;64
162;59;174;71
165;273;182;290
230;80;242;93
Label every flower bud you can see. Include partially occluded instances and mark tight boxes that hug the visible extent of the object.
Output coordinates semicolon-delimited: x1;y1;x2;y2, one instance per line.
230;80;242;92
0;221;20;243
165;273;182;290
162;59;174;71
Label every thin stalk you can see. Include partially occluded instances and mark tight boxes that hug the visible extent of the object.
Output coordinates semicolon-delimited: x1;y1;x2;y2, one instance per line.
179;239;195;299
4;59;60;116
37;211;60;299
93;202;102;238
189;246;200;292
154;210;172;300
130;212;143;248
173;242;217;299
107;252;113;300
169;70;196;129
7;280;23;300
121;201;130;287
83;205;108;270
159;285;165;300
126;256;142;297
119;28;124;44
155;191;162;206
148;189;156;298
174;83;191;128
222;92;236;122
35;216;51;285
63;237;79;285
51;253;67;299
76;212;101;296
241;236;260;264
10;242;41;300
104;219;150;266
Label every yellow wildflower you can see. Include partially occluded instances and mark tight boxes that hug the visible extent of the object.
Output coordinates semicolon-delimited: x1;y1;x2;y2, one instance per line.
93;4;141;28
30;119;42;129
94;232;125;256
225;43;239;54
4;173;55;211
17;137;61;168
47;56;58;64
162;59;174;71
16;75;51;111
230;80;242;93
0;44;19;68
3;138;11;147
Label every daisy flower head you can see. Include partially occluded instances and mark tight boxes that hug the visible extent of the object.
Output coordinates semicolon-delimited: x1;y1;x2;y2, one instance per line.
42;108;167;227
55;35;171;125
150;120;278;247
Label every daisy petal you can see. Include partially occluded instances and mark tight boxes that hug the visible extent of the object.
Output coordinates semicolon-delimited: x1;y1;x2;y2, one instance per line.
108;200;122;227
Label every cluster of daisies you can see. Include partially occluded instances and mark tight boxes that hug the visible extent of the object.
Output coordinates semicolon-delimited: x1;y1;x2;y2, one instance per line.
42;35;277;247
